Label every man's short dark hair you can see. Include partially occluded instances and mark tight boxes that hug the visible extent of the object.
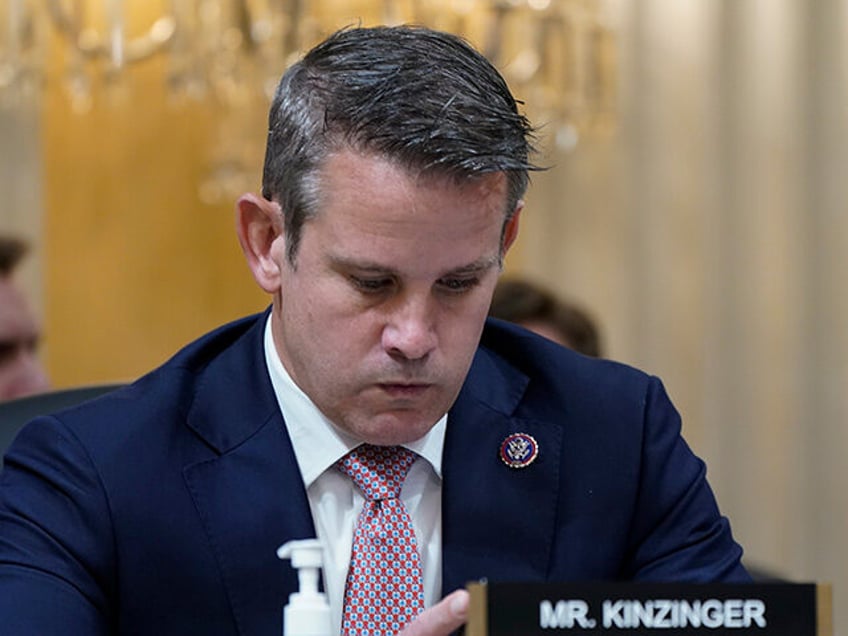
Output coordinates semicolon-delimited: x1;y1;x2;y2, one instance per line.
261;25;539;263
0;236;28;278
490;278;603;357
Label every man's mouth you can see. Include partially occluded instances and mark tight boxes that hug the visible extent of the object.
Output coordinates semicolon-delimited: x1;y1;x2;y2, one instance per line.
377;383;432;398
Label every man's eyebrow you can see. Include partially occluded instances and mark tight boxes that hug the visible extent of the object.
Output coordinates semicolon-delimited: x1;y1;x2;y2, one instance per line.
443;257;501;276
327;255;395;274
328;255;500;276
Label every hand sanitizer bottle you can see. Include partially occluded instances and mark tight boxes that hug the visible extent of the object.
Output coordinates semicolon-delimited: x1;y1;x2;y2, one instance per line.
277;539;331;636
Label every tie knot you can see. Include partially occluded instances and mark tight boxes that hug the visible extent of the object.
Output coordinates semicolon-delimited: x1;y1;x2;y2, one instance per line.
337;444;417;501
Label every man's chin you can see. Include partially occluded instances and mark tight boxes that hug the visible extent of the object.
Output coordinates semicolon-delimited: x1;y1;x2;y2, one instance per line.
347;411;442;446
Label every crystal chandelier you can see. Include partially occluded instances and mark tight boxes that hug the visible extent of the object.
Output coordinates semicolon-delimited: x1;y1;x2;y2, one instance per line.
1;1;616;199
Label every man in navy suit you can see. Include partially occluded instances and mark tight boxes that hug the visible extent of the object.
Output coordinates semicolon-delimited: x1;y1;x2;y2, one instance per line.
0;25;748;636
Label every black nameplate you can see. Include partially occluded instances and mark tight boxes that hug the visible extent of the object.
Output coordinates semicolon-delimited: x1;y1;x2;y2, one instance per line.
466;582;832;636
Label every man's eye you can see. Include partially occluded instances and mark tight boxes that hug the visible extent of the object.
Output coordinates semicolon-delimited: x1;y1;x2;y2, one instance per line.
0;342;17;364
438;277;479;293
351;276;393;293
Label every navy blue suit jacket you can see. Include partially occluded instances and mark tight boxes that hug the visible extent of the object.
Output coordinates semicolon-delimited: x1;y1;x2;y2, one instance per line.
0;312;748;635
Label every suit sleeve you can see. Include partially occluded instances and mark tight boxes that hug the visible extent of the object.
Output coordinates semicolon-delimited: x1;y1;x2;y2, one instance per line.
0;416;113;635
623;377;751;582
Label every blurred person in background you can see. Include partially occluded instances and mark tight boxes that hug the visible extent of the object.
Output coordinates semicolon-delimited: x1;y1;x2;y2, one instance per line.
490;277;603;357
0;235;50;401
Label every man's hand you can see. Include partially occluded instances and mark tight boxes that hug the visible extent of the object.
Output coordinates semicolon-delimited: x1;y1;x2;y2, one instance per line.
401;589;469;636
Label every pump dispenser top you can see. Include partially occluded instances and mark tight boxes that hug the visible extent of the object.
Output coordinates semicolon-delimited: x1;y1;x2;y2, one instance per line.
277;539;331;636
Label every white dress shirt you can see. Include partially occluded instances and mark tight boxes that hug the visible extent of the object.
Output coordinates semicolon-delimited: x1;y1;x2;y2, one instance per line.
263;317;445;633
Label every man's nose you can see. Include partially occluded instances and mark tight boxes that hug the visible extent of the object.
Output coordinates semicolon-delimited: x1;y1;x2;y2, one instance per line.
381;295;438;361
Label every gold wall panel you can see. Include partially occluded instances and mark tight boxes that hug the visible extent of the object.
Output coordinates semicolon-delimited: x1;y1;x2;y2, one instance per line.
42;52;267;386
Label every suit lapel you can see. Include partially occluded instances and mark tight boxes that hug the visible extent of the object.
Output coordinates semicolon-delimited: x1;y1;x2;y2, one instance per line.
442;346;564;593
177;312;566;629
182;312;316;635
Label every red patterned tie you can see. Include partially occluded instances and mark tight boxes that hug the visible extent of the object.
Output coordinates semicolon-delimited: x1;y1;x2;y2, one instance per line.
337;444;425;636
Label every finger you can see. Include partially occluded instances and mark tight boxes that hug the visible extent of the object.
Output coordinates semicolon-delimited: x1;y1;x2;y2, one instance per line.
401;589;470;636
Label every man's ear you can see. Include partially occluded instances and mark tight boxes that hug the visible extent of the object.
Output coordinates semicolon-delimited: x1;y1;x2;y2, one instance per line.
235;193;285;294
501;201;523;255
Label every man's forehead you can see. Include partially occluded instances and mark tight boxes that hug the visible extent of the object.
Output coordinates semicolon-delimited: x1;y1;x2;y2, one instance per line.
321;147;511;202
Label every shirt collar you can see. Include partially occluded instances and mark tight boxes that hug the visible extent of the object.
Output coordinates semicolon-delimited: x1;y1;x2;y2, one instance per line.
263;315;446;488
